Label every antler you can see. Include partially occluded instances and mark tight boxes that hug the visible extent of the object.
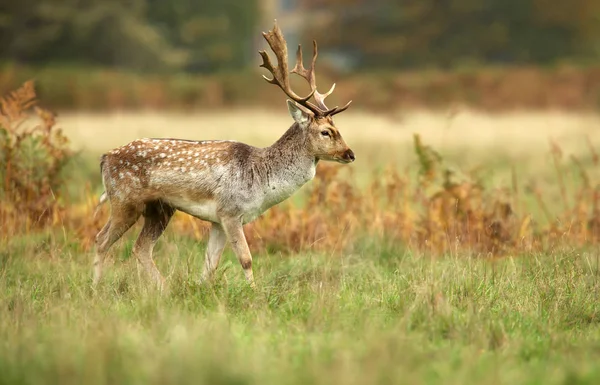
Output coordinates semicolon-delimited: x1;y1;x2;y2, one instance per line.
259;21;352;117
291;41;352;116
259;22;317;113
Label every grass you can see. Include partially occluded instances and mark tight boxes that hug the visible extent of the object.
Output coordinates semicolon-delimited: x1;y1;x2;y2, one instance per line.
4;81;600;384
2;236;600;385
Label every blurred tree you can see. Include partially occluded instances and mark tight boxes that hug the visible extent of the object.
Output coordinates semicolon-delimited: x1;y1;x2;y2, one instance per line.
0;0;259;72
0;0;598;72
305;0;600;70
145;0;259;72
0;0;187;71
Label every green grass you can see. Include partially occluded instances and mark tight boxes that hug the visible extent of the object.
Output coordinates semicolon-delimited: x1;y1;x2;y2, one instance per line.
2;234;600;385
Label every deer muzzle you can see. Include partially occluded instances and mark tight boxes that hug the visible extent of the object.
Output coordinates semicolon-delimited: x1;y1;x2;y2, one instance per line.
341;148;355;163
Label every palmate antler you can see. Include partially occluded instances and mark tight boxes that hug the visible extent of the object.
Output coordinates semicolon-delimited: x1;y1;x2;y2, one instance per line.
259;21;352;117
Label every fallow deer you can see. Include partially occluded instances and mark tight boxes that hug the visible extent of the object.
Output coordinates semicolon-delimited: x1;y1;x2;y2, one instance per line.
93;22;355;289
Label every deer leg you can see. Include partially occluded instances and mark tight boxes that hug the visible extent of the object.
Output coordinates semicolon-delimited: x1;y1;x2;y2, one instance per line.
200;223;227;283
132;201;175;289
221;218;255;287
93;204;142;285
93;220;111;285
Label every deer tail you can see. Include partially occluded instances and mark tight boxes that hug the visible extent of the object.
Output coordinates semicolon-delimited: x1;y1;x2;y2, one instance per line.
94;155;109;219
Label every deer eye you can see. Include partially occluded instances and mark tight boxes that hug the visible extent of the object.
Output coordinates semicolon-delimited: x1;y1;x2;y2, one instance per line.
321;130;330;137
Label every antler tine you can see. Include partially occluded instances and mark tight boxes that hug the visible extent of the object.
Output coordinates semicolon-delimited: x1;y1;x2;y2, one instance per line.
259;21;317;109
291;40;326;112
291;41;316;88
313;82;336;113
291;40;352;116
258;50;279;85
328;100;353;116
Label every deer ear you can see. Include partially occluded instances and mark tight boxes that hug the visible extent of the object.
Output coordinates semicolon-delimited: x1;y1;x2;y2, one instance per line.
287;100;313;126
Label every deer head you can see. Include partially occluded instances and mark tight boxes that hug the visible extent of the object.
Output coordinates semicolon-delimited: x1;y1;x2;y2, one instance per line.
259;21;355;164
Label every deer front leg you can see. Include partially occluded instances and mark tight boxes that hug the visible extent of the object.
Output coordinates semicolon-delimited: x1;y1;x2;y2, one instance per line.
220;217;255;287
200;223;227;283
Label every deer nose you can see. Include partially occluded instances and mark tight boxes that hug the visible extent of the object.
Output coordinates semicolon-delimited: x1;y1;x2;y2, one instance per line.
344;149;355;162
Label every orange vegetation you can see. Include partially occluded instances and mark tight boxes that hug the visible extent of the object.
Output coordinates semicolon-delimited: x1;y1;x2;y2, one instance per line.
3;81;600;258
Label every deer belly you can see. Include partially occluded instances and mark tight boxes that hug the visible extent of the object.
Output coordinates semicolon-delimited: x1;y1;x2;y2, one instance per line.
166;198;219;223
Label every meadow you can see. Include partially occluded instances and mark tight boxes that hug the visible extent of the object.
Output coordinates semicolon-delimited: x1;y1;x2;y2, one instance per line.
2;82;600;384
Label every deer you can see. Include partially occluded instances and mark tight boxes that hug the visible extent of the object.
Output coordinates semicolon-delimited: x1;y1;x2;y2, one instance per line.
92;21;355;290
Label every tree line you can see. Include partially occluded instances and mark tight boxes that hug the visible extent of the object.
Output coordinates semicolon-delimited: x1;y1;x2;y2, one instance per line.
307;0;600;69
0;0;259;73
1;0;599;73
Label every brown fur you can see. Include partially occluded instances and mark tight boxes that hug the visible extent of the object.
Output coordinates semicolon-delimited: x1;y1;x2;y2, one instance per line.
92;23;355;290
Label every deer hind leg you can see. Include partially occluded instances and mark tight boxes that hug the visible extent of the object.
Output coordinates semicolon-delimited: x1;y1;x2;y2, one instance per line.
93;220;111;285
200;223;227;283
93;203;143;285
221;218;255;288
133;200;175;289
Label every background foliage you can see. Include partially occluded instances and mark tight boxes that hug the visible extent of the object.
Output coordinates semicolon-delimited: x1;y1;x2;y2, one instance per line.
0;0;259;72
307;0;600;69
2;0;600;73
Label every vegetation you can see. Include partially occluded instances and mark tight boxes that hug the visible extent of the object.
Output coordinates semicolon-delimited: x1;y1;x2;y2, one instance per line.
310;0;600;68
3;0;600;72
2;241;600;385
0;0;259;72
4;80;600;256
0;81;73;232
4;64;600;112
4;0;600;114
2;82;600;384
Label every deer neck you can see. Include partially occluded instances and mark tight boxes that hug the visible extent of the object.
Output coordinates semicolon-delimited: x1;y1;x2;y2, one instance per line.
267;122;316;168
261;123;317;197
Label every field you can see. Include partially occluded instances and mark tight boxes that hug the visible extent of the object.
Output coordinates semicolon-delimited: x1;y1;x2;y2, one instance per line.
3;241;600;385
3;92;600;384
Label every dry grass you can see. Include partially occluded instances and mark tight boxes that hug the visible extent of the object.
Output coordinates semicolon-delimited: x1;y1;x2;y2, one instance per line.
5;82;600;257
57;108;600;157
0;81;72;232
